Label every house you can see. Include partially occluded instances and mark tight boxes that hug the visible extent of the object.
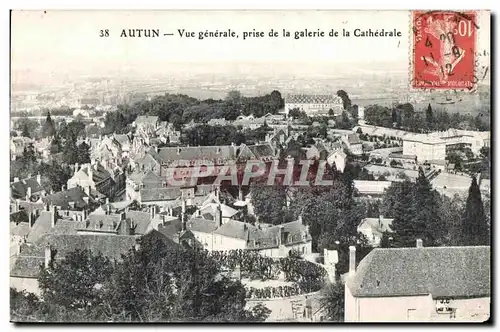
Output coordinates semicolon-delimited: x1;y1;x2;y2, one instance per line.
186;206;312;258
134;115;160;134
41;186;96;220
342;134;363;155
327;150;347;172
237;143;277;162
345;244;490;322
357;215;393;247
285;94;343;117
11;174;45;201
403;137;446;162
11;232;178;294
353;180;392;197
67;161;126;200
233;115;267;130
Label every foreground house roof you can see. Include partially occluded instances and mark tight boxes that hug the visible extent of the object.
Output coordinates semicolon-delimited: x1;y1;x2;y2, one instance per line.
347;246;490;299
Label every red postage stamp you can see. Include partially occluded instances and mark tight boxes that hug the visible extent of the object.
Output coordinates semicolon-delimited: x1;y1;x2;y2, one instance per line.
411;11;477;90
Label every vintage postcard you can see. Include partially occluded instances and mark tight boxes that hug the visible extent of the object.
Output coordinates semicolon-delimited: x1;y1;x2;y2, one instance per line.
10;10;491;323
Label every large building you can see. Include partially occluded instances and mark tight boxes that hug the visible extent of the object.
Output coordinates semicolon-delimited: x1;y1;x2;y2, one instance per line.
402;137;446;162
345;244;490;322
285;94;343;117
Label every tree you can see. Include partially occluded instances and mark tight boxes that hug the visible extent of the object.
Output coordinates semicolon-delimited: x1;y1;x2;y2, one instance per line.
460;176;489;246
225;90;242;103
42;112;56;138
77;142;91;164
62;138;79;165
425;103;434;127
38;249;114;310
250;184;288;225
336;90;352;111
320;283;344;322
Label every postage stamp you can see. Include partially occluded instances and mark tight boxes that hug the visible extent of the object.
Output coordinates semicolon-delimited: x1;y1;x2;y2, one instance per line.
411;11;477;90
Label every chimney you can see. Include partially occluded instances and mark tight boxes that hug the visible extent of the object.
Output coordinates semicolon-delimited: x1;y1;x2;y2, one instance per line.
106;197;110;205
84;186;90;195
28;212;33;228
150;206;156;219
168;207;173;217
416;239;423;248
74;163;79;174
50;205;56;227
17;240;22;255
277;226;284;246
36;173;41;185
238;187;243;201
215;204;223;227
298;215;303;225
349;246;356;276
379;215;383;227
14;177;19;183
44;244;52;269
181;198;186;214
106;204;111;215
83;196;89;204
88;167;93;182
15;199;20;212
135;243;141;251
177;148;181;155
26;186;32;200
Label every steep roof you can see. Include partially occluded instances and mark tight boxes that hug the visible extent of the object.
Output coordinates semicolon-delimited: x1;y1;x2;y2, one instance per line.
135;115;159;125
126;210;152;235
247;144;276;159
347;246;490;298
10;176;44;199
158;146;236;163
11;234;140;278
42;187;94;210
26;211;79;243
140;187;182;202
347;134;362;145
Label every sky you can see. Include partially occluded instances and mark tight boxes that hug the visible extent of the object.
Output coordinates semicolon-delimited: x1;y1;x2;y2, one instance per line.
11;10;490;78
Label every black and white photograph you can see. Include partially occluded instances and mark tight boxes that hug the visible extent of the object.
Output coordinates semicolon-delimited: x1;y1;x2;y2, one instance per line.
9;9;491;323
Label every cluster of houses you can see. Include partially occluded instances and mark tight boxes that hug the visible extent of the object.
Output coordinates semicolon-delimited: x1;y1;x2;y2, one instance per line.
9;94;490;322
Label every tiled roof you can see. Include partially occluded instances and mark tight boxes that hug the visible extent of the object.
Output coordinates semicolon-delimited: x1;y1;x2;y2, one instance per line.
140;187;182;202
42;187;94;210
347;134;362;145
247;144;276;159
11;234;141;278
347;246;490;298
158;146;237;163
199;203;238;219
286;94;343;105
10;176;44;199
126;210;152;235
78;163;113;184
135;115;159;125
157;216;182;240
26;211;79;243
188;217;218;234
213;220;249;240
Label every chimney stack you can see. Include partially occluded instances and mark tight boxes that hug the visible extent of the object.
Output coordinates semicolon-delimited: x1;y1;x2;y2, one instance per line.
277;226;283;246
135;243;141;251
17;241;22;255
74;163;79;174
416;239;423;248
28;212;33;228
238;187;243;201
37;173;41;185
150;206;156;219
15;199;20;212
181;198;186;214
215;204;223;227
349;246;356;276
298;215;303;225
44;244;52;269
379;215;384;227
50;205;56;228
26;187;32;200
88;166;93;182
